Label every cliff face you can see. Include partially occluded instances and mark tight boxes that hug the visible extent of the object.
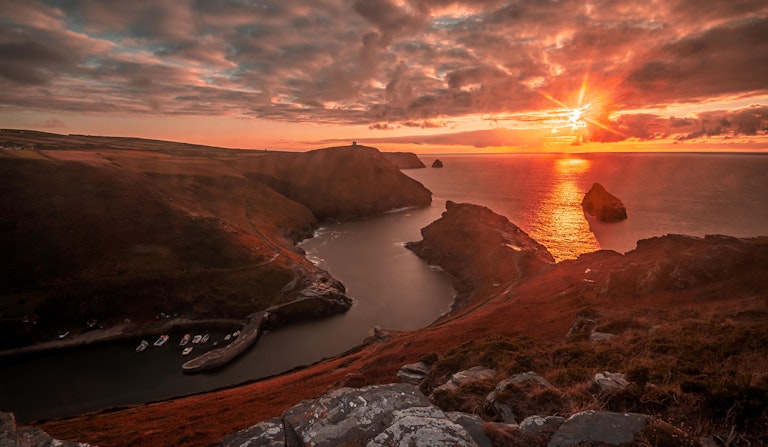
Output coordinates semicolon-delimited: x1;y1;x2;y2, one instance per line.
382;151;427;169
0;140;432;350
406;201;555;300
240;145;432;220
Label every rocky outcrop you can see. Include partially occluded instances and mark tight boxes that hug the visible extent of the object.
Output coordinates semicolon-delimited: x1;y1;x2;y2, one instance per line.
432;159;444;168
599;234;768;297
265;273;352;327
592;371;629;394
581;182;627;221
382;152;427;169
547;411;648;447
398;361;432;385
221;384;482;447
1;412;91;447
406;201;555;300
486;372;556;424
243;145;432;220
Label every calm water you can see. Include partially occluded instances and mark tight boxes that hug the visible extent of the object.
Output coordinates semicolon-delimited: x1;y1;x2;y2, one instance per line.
2;153;767;422
407;153;768;261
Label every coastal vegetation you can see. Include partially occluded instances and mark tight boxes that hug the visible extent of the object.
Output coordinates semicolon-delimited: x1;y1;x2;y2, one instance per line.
1;131;766;446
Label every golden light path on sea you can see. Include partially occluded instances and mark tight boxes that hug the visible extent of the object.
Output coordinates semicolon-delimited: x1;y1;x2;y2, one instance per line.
527;158;601;261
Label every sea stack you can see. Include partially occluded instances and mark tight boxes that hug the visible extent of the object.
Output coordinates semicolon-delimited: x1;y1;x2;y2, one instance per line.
581;183;627;222
431;159;444;168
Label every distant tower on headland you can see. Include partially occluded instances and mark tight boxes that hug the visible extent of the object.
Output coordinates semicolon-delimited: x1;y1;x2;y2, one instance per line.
352;141;357;146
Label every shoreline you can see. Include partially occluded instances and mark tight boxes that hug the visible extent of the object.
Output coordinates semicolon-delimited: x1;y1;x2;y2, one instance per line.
0;317;246;360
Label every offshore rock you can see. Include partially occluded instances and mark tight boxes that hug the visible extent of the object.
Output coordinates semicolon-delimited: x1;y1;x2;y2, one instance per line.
383;152;427;169
548;410;649;447
407;201;555;302
581;183;627;221
1;412;92;447
432;159;444;168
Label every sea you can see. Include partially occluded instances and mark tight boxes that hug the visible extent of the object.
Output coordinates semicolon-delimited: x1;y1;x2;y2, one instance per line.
1;152;767;422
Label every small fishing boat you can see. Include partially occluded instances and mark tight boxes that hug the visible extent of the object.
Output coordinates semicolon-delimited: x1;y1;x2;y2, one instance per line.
58;331;69;339
182;346;193;356
224;334;231;341
136;340;149;352
192;334;202;344
232;330;241;338
153;334;169;346
179;333;191;346
201;333;210;344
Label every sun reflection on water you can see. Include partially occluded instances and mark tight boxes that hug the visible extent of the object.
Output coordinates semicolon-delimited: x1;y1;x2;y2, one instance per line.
526;158;601;261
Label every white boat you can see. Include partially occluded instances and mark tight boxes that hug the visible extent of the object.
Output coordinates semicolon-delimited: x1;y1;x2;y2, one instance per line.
182;346;193;356
201;333;210;343
192;334;202;344
136;340;149;352
180;334;191;346
153;334;169;346
224;334;231;341
58;331;69;339
232;330;241;338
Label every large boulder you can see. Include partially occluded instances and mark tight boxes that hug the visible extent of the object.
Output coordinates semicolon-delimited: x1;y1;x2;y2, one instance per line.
547;410;649;447
407;202;555;300
220;418;284;447
367;406;479;447
581;183;627;221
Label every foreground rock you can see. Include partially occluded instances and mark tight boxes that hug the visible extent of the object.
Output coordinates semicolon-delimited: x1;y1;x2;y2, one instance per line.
406;201;555;301
548;411;648;447
581;182;627;221
383;152;427;169
1;412;91;447
432;159;444;168
222;384;483;447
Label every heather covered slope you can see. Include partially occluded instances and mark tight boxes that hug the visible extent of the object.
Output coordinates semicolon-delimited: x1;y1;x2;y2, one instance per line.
39;202;768;447
0;137;432;350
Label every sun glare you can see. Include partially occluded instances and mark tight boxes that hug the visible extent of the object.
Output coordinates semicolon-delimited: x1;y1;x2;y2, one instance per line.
541;74;623;143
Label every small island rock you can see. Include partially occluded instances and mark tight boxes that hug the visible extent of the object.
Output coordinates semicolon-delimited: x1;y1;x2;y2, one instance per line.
432;159;444;168
581;183;627;221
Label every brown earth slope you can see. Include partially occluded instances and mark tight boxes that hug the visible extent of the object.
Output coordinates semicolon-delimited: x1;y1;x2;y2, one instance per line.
37;202;768;447
0;135;431;350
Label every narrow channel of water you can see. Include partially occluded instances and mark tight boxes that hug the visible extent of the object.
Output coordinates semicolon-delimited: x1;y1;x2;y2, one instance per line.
0;206;455;423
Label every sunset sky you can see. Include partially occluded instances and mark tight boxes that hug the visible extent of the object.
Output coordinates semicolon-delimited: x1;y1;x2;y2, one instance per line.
1;0;767;153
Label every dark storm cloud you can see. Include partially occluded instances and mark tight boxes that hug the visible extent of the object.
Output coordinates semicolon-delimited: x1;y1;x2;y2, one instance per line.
589;105;768;142
2;0;767;131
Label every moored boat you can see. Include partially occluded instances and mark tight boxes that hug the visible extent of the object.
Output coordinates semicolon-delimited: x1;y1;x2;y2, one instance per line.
136;340;149;352
153;334;169;346
180;333;191;346
182;346;193;356
201;333;210;344
192;334;202;344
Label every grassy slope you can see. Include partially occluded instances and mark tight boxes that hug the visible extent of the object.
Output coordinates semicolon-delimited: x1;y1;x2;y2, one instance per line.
38;213;768;446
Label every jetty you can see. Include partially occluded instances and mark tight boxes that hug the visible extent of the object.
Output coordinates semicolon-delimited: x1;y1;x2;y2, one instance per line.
181;312;266;373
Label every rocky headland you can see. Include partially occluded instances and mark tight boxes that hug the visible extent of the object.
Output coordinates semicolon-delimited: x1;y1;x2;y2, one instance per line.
31;200;768;447
3;133;765;446
382;151;427;169
432;158;444;168
0;134;431;355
